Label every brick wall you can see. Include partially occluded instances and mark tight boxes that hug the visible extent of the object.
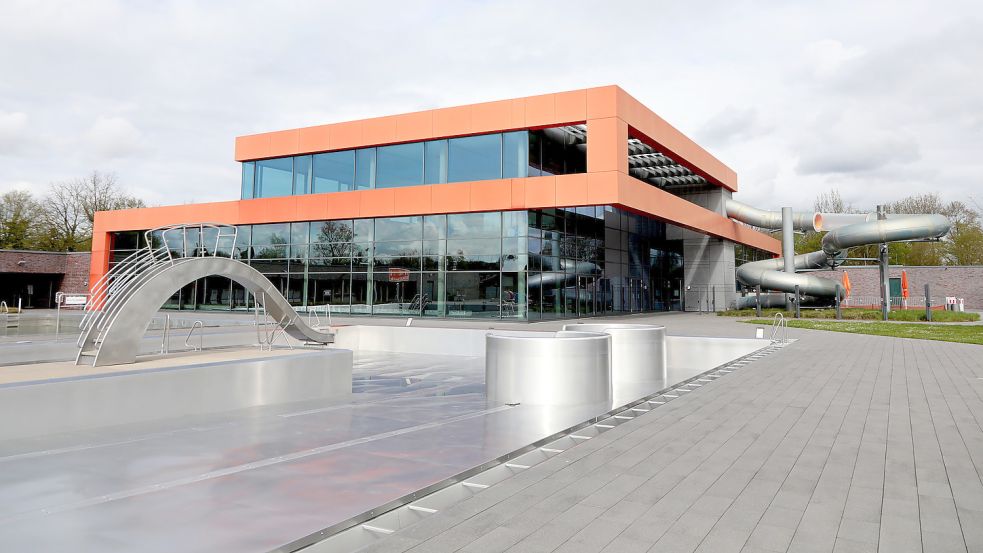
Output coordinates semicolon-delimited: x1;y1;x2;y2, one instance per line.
0;249;92;295
811;266;983;309
61;253;91;294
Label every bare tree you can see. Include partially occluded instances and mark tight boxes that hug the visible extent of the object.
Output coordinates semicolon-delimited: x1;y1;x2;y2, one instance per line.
36;181;88;251
38;170;146;251
812;189;857;213
74;171;145;226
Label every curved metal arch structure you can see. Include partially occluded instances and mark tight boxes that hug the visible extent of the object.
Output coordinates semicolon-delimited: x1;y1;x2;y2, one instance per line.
77;223;333;367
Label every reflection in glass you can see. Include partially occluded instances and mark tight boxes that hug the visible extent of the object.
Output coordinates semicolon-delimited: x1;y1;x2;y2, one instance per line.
374;216;422;242
293;155;312;195
353;219;373;242
503;132;528;178
447;212;501;238
355;148;376;190
241;162;255;199
425;140;448;184
420;272;444;316
448;134;502;182
372;271;420;315
424;215;446;240
313;151;355;193
377;143;424;188
445;272;500;318
308;273;352;312
255;157;293;198
311;220;354;247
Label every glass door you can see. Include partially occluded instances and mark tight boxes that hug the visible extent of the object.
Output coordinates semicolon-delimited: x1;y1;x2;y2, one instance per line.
628;278;644;312
577;276;597;317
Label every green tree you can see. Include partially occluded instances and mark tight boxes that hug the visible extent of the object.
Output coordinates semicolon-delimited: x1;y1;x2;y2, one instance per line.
0;190;40;249
946;222;983;265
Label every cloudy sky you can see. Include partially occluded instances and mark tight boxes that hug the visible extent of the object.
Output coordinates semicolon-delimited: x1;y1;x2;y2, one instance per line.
2;0;981;212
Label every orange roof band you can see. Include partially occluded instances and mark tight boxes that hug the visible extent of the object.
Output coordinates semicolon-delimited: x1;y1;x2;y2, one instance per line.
234;85;738;193
93;172;779;255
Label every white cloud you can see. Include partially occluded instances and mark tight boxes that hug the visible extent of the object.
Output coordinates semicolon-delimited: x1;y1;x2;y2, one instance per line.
803;39;866;79
0;0;980;211
697;106;772;147
83;116;144;159
0;111;30;154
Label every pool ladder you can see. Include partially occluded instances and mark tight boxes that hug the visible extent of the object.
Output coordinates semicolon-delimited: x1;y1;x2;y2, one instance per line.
771;312;788;344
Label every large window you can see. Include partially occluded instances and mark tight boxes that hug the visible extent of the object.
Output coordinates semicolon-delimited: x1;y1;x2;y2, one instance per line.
376;143;424;188
293;155;311;195
255;158;293;198
313;151;355;193
355;149;375;190
241;127;586;199
241;162;255;199
111;204;686;319
448;134;502;182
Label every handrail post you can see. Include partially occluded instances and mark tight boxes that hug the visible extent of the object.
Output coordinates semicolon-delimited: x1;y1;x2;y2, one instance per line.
925;283;932;322
794;285;801;319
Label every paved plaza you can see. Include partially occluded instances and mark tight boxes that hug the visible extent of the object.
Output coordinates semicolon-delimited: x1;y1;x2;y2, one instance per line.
365;314;983;553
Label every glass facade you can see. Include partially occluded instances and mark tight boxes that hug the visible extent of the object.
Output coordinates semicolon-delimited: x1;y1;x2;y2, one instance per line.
109;207;686;319
241;127;587;199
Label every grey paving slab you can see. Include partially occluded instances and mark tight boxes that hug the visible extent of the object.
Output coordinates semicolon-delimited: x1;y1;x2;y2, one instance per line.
373;313;983;553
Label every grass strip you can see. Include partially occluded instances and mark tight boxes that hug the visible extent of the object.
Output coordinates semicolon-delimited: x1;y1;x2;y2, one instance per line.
742;319;983;345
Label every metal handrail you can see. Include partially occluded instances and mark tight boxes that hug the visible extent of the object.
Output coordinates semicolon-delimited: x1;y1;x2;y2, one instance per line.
160;314;170;354
184;320;204;351
771;312;788;344
77;223;240;365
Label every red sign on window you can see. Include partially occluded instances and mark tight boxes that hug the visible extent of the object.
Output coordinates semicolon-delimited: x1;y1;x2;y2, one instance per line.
389;267;410;282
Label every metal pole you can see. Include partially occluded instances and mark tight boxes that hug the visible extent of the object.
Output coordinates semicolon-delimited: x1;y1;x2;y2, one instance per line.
835;284;842;320
781;207;795;311
925;283;932;322
56;300;61;336
877;205;890;321
755;285;762;317
794;284;801;319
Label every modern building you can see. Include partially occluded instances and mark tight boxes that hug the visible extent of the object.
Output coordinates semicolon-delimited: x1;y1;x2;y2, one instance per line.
91;86;780;319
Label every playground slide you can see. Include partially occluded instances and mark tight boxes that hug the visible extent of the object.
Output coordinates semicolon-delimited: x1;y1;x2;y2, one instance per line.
726;199;950;302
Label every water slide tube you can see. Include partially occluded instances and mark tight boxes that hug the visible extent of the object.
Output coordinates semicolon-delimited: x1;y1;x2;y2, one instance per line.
726;199;950;304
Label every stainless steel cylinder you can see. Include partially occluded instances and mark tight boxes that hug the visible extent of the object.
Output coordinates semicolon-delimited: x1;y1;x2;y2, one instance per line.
485;331;611;406
561;323;667;384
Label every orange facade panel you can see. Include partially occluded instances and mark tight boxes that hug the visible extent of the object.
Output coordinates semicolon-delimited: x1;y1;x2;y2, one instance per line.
89;173;779;285
298;124;332;154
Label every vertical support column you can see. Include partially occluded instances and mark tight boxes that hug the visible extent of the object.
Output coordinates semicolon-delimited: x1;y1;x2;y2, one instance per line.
877;204;890;321
755;285;762;317
925;283;932;322
835;283;842;319
794;284;801;319
585;117;629;174
781;207;795;311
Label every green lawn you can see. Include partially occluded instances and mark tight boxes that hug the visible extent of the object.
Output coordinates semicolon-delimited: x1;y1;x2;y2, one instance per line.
742;319;983;346
719;307;979;323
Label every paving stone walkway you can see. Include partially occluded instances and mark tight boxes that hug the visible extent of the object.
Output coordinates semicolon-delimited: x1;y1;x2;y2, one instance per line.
363;318;983;553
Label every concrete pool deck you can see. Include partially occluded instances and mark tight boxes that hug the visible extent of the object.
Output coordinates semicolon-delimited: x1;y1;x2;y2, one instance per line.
361;313;983;553
3;312;981;552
